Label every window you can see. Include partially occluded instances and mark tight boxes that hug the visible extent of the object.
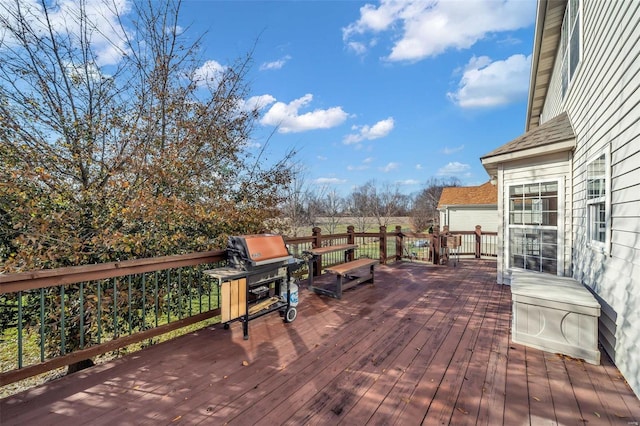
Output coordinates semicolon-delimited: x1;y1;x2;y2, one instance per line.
586;152;609;251
561;0;581;97
508;181;559;274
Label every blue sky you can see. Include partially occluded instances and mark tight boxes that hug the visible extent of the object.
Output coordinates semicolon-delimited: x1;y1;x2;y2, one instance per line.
9;0;537;196
182;0;537;195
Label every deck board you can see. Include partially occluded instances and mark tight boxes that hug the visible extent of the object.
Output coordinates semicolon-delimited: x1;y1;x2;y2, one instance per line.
525;347;556;423
2;260;640;425
476;283;510;425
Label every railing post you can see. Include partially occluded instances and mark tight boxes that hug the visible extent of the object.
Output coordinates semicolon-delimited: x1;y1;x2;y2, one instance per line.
395;225;403;261
312;226;322;249
475;225;482;259
312;227;322;276
347;225;355;262
379;225;387;264
441;226;450;264
431;225;440;265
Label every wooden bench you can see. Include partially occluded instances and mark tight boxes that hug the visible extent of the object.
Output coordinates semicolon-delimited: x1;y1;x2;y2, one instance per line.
324;258;378;299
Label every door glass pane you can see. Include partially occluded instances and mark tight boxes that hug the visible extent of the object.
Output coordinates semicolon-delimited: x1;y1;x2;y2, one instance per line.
523;184;539;197
542;258;558;274
508;182;559;275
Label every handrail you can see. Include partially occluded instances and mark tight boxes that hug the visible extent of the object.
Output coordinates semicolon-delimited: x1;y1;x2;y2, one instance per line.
0;250;226;294
0;251;227;388
1;227;496;390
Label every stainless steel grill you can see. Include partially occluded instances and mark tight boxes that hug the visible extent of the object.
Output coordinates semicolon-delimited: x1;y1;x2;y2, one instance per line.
227;233;291;268
204;234;302;339
226;234;299;286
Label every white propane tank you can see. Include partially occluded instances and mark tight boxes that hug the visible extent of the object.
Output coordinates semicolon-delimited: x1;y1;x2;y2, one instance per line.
281;279;299;307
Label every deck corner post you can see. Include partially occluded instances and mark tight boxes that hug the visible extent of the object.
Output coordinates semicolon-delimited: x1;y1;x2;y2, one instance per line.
379;226;387;264
395;225;403;261
475;225;482;259
432;226;440;265
312;227;322;276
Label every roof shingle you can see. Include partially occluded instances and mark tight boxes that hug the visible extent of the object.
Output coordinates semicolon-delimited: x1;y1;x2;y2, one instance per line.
438;181;497;208
481;112;575;160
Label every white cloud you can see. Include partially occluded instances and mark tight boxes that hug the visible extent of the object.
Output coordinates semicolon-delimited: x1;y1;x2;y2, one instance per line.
315;177;347;185
260;94;348;133
193;60;227;88
244;140;261;149
397;179;420;186
1;0;132;66
415;164;423;170
343;0;535;62
238;94;277;112
65;61;104;83
442;144;465;154
346;41;368;55
448;54;531;108
380;162;399;173
438;161;471;176
317;155;328;161
344;117;395;144
343;1;404;39
260;55;292;71
348;156;374;171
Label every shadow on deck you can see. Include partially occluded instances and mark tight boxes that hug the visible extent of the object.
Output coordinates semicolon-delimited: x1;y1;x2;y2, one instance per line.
1;260;639;425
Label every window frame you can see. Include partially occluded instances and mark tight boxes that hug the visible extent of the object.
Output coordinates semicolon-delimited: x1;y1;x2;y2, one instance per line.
586;148;611;253
560;0;582;98
505;179;564;275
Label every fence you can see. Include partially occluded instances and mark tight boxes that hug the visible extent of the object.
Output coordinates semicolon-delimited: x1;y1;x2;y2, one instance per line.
400;226;497;264
0;226;496;389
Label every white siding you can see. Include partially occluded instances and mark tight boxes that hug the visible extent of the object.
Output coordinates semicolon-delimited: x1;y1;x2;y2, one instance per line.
441;207;498;233
540;42;564;122
498;152;573;285
540;0;640;397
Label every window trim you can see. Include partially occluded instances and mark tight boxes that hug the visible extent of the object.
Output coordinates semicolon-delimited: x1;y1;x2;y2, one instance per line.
505;178;564;275
586;148;611;254
560;0;582;99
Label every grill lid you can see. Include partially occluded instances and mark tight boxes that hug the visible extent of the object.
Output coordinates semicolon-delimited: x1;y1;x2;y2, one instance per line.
227;234;292;269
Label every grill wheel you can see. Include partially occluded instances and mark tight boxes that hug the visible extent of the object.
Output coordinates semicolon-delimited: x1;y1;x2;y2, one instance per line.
284;307;297;323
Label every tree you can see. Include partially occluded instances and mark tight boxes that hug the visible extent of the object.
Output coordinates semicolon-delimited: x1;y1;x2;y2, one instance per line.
319;188;344;234
275;163;311;237
369;181;404;228
0;0;293;271
347;182;371;232
0;0;294;366
411;177;461;232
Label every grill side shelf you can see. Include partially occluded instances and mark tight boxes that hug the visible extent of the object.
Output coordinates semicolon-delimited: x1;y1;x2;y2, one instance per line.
203;265;294;340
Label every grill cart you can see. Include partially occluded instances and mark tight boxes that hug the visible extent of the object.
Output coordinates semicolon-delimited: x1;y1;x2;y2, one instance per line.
204;234;303;340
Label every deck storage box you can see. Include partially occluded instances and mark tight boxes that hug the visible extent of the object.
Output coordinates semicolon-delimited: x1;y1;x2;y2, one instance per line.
511;272;601;364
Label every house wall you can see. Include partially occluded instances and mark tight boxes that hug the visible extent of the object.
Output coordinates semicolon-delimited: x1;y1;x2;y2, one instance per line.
497;151;573;285
540;0;640;397
439;206;498;233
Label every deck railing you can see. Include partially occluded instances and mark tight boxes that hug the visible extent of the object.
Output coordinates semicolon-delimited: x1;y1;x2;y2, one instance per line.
0;226;496;390
400;226;498;263
0;252;226;387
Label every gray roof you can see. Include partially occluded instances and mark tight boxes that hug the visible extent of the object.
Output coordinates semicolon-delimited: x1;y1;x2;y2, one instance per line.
481;112;575;160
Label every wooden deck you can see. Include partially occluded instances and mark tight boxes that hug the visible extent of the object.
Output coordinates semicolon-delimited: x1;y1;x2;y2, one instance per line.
2;260;639;425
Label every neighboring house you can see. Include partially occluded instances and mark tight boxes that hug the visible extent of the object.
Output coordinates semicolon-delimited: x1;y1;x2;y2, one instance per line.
437;181;498;232
481;0;640;397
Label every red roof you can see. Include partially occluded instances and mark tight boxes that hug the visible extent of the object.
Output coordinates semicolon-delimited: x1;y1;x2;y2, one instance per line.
437;181;497;208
